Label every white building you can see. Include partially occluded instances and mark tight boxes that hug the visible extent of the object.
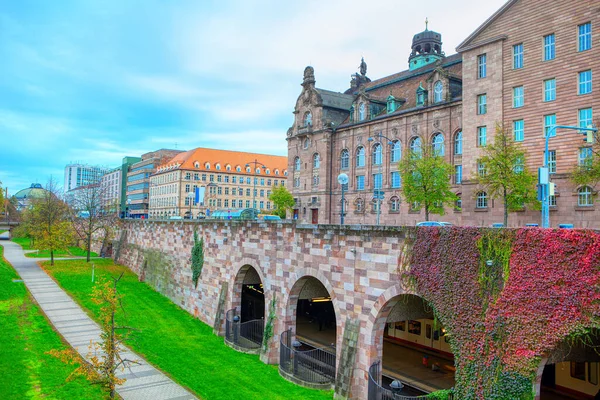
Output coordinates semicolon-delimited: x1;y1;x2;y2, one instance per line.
64;163;110;193
100;168;121;210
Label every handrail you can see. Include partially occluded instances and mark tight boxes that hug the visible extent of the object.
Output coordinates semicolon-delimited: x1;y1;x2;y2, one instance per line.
279;329;336;385
224;308;264;350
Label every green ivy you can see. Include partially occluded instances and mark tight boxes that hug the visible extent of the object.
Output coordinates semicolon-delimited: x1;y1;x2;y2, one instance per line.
262;296;277;352
191;230;204;288
427;389;453;399
476;230;514;312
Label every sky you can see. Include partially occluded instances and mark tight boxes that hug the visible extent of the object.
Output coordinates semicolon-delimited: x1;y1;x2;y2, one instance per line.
0;0;507;195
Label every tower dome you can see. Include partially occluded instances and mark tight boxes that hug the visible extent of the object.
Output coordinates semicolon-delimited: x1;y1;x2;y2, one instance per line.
408;19;444;71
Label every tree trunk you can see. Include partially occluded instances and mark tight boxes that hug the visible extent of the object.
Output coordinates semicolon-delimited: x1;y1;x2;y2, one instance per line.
503;187;508;227
87;232;92;262
50;249;54;266
425;205;430;221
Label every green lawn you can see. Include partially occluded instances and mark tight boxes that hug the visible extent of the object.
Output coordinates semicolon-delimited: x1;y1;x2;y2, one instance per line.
0;230;7;235
43;259;333;400
0;247;107;399
11;237;97;258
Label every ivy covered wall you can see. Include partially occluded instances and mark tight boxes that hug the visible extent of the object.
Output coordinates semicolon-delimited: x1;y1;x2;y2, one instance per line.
409;227;600;399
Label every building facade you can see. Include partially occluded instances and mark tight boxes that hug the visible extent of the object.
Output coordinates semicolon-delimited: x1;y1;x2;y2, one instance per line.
288;28;463;225
457;0;599;228
125;149;182;219
289;0;598;228
99;168;121;212
63;163;110;193
148;147;288;219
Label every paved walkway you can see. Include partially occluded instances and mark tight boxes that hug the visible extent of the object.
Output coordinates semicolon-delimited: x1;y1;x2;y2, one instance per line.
0;239;197;400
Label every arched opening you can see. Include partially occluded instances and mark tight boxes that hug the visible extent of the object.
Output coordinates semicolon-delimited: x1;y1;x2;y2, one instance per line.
369;293;455;397
226;265;265;352
539;329;600;399
280;275;337;388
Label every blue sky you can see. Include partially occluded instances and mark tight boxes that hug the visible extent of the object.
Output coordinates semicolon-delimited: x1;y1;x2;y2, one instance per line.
0;0;506;194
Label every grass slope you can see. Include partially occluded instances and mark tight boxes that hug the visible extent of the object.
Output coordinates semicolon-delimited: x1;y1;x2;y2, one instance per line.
43;259;333;400
11;237;97;258
0;247;107;399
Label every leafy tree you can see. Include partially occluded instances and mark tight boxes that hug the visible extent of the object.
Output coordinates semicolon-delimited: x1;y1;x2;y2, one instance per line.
399;145;456;221
23;178;73;265
191;230;204;288
268;186;295;219
49;273;138;399
571;117;600;188
70;184;118;262
477;124;538;226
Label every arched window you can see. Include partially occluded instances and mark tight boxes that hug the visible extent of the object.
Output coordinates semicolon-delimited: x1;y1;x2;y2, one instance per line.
275;169;280;175
303;138;310;149
432;133;445;156
194;161;200;168
265;169;270;174
256;168;261;174
476;191;488;208
434;81;444;103
246;166;252;173
390;140;401;163
410;137;422;155
226;164;231;171
340;149;349;169
359;103;366;121
284;170;288;176
356;146;366;167
205;162;211;170
390;196;401;212
294;157;301;171
313;153;320;169
578;186;593;206
304;111;312;126
216;164;221;170
236;165;241;172
372;143;382;165
454;131;463;155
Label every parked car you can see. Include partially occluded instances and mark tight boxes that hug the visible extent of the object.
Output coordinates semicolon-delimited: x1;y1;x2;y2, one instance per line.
491;223;505;228
439;222;454;226
262;215;281;221
169;216;184;220
416;221;443;227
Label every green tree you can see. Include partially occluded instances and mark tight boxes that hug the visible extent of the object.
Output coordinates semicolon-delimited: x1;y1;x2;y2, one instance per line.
191;230;204;288
268;186;295;219
571;117;600;189
399;145;456;221
477;124;538;226
26;178;73;265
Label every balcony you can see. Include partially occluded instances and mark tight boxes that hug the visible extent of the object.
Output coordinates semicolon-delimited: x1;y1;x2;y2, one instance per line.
279;329;336;390
297;124;313;135
224;308;264;354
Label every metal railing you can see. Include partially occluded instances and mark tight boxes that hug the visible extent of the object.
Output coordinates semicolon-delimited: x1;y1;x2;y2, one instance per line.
279;329;336;385
368;360;450;400
224;308;264;351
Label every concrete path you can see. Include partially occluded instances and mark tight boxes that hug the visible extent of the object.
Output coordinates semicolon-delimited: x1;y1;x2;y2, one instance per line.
0;239;197;400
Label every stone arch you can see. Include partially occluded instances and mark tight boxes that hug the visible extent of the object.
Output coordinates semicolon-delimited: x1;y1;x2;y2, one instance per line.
231;258;270;322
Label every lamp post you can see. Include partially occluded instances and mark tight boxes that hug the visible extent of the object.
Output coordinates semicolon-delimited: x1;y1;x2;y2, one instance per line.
337;173;348;225
245;159;267;211
367;132;395;226
541;125;598;228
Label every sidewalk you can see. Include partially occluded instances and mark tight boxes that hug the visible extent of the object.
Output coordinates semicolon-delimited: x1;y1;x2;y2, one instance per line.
0;239;197;400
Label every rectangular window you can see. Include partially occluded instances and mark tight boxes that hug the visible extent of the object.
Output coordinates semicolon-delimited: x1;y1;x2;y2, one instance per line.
513;43;524;69
579;108;593;129
513;86;524;108
217;175;222;182
544;79;556;102
544;114;557;137
356;175;365;190
548;150;556;174
373;173;382;190
477;54;487;78
224;176;229;183
477;94;487;115
543;34;555;60
514;120;524;142
232;176;236;184
455;165;462;184
224;200;229;207
477;126;487;147
478;161;487;177
579;70;592;95
549;195;556;207
579;147;593;167
578;22;592;52
246;200;250;208
185;184;190;193
408;320;422;335
391;171;401;188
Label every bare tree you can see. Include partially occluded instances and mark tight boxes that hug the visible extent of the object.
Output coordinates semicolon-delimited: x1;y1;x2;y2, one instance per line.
70;183;119;262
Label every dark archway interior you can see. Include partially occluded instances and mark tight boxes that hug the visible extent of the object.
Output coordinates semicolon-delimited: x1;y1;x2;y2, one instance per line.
295;277;336;349
541;329;600;399
240;266;264;323
381;294;455;394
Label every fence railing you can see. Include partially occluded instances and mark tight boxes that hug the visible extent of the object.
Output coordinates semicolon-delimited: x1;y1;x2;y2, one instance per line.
279;329;336;385
368;361;453;400
224;308;264;351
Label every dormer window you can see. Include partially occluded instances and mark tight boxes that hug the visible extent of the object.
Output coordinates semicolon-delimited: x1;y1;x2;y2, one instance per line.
236;165;241;172
416;82;427;106
304;111;312;127
387;95;396;113
216;163;221;170
194;161;200;168
205;162;211;170
359;102;366;121
434;80;443;103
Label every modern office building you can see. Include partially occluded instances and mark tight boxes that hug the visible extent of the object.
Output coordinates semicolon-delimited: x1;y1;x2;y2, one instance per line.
63;163;110;193
148;147;288;219
125;149;182;219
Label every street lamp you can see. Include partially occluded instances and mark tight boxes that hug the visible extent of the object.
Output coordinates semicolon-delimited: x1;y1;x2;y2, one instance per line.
245;159;267;211
540;124;598;228
367;133;395;226
186;192;194;219
337;173;349;225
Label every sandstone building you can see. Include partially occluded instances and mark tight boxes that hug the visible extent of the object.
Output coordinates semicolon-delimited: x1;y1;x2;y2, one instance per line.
288;0;598;228
148;147;287;219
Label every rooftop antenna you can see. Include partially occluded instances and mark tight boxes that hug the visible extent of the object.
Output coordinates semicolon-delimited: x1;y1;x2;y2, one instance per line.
425;17;429;31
